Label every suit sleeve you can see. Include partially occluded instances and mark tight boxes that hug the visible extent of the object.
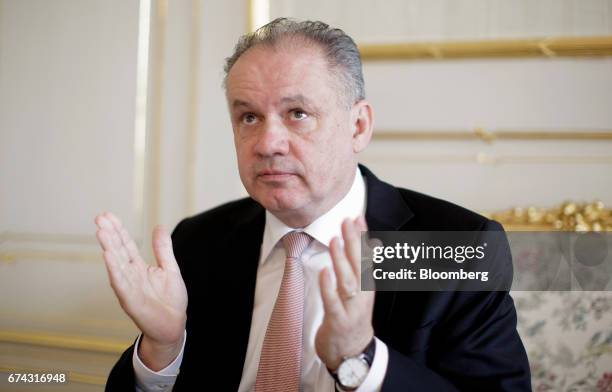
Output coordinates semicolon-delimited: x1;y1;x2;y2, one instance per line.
105;340;137;391
380;220;532;391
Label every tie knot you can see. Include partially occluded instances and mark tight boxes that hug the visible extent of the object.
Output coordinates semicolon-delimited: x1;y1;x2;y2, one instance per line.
282;231;313;259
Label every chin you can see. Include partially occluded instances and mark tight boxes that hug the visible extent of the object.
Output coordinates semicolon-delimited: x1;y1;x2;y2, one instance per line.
255;191;306;214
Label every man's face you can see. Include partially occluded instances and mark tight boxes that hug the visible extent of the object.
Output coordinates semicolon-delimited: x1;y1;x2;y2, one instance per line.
226;42;363;226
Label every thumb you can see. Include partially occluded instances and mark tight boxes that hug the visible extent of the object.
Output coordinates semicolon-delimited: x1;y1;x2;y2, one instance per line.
152;225;179;272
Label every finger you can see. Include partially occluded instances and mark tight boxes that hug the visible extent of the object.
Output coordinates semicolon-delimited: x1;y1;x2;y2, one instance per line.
342;218;362;279
361;236;382;289
102;249;129;293
95;213;113;231
319;267;345;319
96;228;118;253
97;223;141;296
101;212;132;263
108;230;130;263
329;235;358;299
152;225;180;272
94;214;114;251
104;212;122;226
117;226;145;266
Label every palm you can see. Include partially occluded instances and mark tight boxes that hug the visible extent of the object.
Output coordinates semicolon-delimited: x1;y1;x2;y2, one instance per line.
95;212;187;345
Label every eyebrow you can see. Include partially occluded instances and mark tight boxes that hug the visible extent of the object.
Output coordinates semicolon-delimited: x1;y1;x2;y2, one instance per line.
232;99;252;109
231;94;313;110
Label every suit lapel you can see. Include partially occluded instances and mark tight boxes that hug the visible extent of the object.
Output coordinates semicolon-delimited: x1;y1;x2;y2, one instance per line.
359;164;414;333
224;204;266;391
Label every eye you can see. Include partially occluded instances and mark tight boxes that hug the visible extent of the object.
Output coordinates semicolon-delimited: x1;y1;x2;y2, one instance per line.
241;113;258;125
290;109;308;120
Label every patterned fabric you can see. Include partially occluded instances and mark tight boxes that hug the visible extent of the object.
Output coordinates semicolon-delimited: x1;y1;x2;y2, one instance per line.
512;291;612;391
255;231;313;392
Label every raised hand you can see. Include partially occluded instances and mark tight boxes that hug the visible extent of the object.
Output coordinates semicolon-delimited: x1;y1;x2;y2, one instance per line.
315;216;375;370
94;212;187;370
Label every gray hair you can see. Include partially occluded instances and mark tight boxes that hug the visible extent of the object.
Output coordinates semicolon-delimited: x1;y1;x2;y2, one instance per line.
223;17;365;106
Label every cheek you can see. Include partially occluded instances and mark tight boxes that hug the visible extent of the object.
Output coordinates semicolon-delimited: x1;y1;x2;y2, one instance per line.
300;138;345;185
235;146;254;181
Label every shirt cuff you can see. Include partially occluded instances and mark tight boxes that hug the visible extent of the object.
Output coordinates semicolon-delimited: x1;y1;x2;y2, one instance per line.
353;337;389;392
132;330;186;392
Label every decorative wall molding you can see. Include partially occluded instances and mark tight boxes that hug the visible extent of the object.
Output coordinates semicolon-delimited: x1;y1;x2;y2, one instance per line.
0;329;131;355
248;0;269;33
359;36;612;61
488;200;612;231
132;0;153;241
0;231;96;245
0;250;100;264
362;152;612;165
374;129;612;143
246;1;612;60
0;312;134;333
0;231;101;263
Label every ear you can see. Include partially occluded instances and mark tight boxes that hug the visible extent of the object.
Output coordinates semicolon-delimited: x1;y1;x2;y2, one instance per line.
350;100;374;153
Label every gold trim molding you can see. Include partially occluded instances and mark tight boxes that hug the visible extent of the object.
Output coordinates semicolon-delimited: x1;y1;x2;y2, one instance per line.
359;36;612;60
374;129;612;143
362;152;612;165
0;329;132;355
0;250;100;264
133;0;152;242
246;1;612;60
0;231;96;245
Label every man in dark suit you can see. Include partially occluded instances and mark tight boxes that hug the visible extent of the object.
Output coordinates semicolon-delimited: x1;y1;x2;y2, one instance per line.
95;18;531;391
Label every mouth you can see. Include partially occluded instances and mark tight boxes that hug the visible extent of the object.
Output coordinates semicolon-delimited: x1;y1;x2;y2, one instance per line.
256;170;296;182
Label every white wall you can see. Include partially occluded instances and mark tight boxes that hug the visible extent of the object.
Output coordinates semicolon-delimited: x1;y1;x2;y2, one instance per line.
271;0;612;41
361;57;612;211
0;0;147;389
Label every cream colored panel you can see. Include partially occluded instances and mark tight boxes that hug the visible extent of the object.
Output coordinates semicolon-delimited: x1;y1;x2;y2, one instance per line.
361;57;612;210
0;0;144;386
0;0;141;235
268;0;612;41
361;139;612;212
194;0;249;212
364;58;612;130
0;255;137;339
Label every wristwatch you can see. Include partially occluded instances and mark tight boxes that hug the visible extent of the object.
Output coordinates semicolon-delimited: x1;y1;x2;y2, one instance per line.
329;338;376;391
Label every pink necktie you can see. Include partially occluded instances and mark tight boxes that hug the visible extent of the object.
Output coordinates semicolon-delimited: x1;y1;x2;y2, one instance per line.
255;231;313;392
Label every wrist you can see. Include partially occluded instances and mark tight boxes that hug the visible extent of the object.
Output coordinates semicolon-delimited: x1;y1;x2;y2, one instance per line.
328;337;376;391
138;333;185;372
326;332;374;372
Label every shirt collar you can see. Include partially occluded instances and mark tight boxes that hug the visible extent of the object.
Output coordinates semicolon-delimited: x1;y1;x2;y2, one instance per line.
260;166;366;263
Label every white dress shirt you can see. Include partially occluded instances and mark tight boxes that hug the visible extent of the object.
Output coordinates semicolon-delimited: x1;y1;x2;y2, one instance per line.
133;167;389;391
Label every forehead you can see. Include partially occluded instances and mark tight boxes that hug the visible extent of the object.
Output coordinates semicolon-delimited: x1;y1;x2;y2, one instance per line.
226;43;338;105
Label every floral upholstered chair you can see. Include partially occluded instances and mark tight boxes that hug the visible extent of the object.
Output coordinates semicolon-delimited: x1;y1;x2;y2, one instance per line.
492;201;612;391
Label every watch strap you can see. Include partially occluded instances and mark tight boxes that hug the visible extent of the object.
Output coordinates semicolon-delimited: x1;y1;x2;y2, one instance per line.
328;337;377;390
361;337;376;367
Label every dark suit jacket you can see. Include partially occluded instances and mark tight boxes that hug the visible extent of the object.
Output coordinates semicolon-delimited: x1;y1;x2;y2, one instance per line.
106;165;531;391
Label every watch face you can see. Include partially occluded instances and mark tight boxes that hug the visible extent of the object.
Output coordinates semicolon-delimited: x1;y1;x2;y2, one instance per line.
337;357;369;389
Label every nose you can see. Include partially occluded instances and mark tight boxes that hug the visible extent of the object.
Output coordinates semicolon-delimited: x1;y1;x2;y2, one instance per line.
253;118;290;157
